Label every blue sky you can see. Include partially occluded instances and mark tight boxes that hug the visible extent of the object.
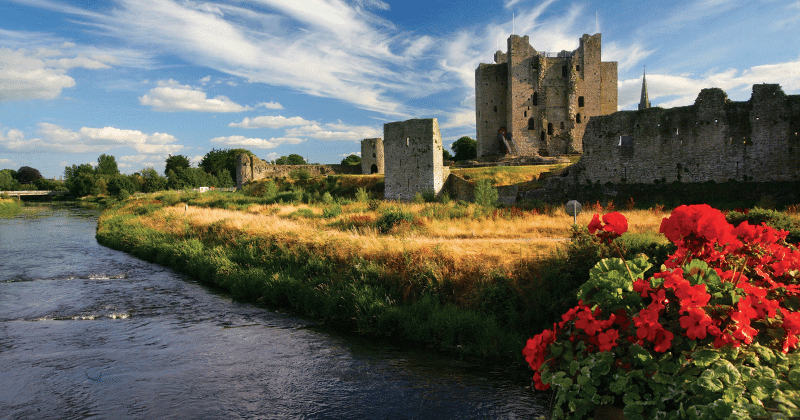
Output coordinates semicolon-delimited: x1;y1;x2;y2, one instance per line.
1;0;798;178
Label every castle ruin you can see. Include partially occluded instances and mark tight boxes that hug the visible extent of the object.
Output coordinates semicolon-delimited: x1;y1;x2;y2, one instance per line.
475;33;617;157
383;118;449;201
360;138;384;174
549;84;800;187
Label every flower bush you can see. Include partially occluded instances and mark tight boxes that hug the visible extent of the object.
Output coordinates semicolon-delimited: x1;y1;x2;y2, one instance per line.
524;205;800;419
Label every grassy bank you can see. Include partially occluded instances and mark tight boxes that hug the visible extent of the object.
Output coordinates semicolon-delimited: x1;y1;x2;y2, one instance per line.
95;189;685;365
0;197;23;217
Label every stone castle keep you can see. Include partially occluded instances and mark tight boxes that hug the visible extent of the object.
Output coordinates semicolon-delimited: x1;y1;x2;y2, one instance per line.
475;33;617;158
383;118;449;201
548;84;800;188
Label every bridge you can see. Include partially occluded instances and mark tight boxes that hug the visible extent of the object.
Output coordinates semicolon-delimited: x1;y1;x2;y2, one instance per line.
4;190;70;199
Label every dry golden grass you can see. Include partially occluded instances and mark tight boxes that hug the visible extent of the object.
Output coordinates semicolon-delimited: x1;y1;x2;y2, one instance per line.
143;203;670;273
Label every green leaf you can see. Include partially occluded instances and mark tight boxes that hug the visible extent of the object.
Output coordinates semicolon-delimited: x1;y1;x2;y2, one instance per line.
693;349;720;367
713;359;742;385
630;344;653;367
569;360;580;376
788;368;800;386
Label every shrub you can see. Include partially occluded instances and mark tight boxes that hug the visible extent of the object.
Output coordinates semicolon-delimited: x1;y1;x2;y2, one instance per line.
368;199;382;211
474;179;498;208
412;192;425;204
322;204;342;219
438;190;451;205
289;168;312;181
376;209;414;233
355;187;369;202
422;189;436;203
322;192;334;204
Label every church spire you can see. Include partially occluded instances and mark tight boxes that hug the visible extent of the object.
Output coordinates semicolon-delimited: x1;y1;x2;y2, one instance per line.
638;67;651;110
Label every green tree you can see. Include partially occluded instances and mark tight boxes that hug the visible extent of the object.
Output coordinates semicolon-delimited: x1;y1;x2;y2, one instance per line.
275;154;306;165
64;163;99;196
165;154;191;176
443;149;453;161
167;167;218;190
340;154;361;166
0;169;20;190
15;166;43;184
96;154;120;176
451;136;477;161
107;175;136;198
140;168;168;193
199;148;253;183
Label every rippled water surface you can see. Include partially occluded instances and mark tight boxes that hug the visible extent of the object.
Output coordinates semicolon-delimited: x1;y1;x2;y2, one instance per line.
0;207;549;419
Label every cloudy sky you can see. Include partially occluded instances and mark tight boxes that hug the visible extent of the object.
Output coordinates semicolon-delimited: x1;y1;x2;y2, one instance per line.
1;0;798;178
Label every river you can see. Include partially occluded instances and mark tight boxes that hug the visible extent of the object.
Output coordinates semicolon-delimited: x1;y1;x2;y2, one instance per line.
0;206;549;419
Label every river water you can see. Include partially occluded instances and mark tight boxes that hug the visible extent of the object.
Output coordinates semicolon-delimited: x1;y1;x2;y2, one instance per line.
0;207;549;419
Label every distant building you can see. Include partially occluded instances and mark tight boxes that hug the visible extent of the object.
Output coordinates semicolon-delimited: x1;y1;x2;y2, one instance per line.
475;33;618;157
638;68;651;110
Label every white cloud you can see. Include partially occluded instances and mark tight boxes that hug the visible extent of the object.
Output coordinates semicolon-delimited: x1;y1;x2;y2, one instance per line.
440;109;476;130
209;135;304;149
285;122;381;141
604;42;655;73
0;158;16;167
139;79;251;112
0;48;76;101
0;122;184;155
257;101;283;110
229;115;313;129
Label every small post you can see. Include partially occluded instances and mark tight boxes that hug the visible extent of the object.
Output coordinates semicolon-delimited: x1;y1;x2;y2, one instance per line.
564;200;581;225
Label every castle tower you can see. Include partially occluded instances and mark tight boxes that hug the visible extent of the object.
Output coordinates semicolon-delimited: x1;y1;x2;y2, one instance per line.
383;118;447;201
475;33;618;157
360;138;384;174
638;68;651;110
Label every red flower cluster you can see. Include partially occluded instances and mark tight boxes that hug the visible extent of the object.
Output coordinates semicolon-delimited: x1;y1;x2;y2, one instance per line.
588;212;628;243
525;205;800;389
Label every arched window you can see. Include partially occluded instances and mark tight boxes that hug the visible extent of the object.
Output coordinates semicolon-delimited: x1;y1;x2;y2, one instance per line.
528;118;535;130
532;92;538;106
560;121;565;130
578;96;585;107
576;113;582;123
548;123;554;136
370;164;378;174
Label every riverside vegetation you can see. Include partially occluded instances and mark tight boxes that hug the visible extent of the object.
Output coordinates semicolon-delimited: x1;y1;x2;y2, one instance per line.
94;174;800;369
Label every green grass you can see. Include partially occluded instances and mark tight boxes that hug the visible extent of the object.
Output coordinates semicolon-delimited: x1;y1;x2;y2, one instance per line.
0;198;22;217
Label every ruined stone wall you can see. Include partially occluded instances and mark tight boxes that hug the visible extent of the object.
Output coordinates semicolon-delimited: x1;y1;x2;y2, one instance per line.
236;154;361;188
383;118;447;201
557;85;800;186
360;138;384;174
475;33;617;158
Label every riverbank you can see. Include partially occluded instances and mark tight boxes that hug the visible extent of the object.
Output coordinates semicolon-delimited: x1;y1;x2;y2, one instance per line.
96;190;681;365
0;198;22;217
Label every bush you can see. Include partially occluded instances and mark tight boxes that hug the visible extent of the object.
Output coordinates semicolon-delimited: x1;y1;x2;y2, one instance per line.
289;168;312;181
474;179;498;207
438;190;451;204
368;199;382;211
412;192;425;204
322;204;342;219
322;192;334;204
355;187;369;202
726;207;800;243
376;209;414;233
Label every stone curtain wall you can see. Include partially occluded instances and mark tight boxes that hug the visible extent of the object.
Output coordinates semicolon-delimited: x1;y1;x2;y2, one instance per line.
475;33;617;158
383;118;448;201
557;84;800;186
236;154;361;188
